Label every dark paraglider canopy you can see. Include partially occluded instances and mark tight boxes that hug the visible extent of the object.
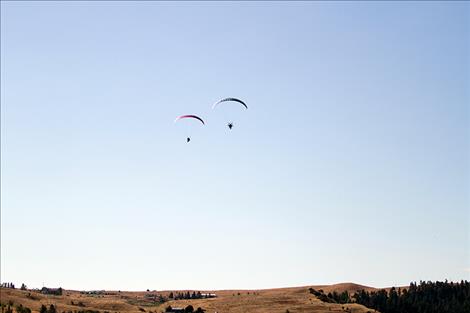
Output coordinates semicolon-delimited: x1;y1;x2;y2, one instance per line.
212;97;248;110
212;98;247;131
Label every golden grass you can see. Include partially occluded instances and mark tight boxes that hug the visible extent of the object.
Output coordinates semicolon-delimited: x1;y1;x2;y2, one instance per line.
0;284;378;313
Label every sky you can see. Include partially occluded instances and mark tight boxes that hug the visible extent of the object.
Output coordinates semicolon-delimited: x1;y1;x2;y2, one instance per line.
1;1;469;291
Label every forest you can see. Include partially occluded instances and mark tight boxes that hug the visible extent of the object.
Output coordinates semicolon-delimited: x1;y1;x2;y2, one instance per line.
310;280;470;313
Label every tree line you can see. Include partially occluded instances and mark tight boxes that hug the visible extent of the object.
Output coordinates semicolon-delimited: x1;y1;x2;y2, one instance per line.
0;283;27;290
1;283;16;289
308;288;350;304
168;292;214;300
310;280;470;313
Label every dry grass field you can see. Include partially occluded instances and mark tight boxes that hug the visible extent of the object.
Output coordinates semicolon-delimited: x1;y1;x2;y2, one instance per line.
0;284;379;313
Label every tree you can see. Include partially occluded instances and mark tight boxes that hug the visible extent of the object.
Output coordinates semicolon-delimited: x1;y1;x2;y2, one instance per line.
339;291;350;304
48;305;56;313
40;305;47;313
20;284;27;291
168;292;173;299
184;306;193;313
353;280;470;313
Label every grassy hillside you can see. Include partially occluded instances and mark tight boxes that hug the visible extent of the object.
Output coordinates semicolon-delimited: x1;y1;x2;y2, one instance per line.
0;284;378;313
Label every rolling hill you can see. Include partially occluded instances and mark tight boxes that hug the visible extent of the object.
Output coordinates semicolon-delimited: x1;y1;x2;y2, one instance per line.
0;284;378;313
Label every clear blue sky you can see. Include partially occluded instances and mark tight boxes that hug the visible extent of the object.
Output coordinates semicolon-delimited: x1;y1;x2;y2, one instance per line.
1;1;469;291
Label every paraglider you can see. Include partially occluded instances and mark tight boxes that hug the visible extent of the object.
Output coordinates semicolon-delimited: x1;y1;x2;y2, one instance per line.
173;97;248;143
174;114;205;143
212;97;248;110
212;97;247;130
174;114;205;125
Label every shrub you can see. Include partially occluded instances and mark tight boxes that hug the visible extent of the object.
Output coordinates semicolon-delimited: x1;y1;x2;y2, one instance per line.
15;304;31;313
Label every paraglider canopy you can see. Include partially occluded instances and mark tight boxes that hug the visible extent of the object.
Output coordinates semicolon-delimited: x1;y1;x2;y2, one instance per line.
212;98;247;130
212;98;248;110
174;114;206;125
174;114;205;143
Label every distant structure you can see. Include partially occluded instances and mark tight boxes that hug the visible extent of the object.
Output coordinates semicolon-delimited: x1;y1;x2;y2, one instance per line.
200;293;217;298
81;290;105;295
41;287;63;295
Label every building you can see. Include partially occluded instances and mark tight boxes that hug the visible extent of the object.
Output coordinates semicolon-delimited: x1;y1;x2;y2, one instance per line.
41;287;63;295
81;290;105;295
200;293;217;298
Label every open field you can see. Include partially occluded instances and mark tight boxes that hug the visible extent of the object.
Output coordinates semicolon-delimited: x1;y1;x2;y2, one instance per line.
0;284;378;313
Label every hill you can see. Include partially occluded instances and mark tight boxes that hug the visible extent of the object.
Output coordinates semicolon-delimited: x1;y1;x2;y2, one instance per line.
0;285;377;313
